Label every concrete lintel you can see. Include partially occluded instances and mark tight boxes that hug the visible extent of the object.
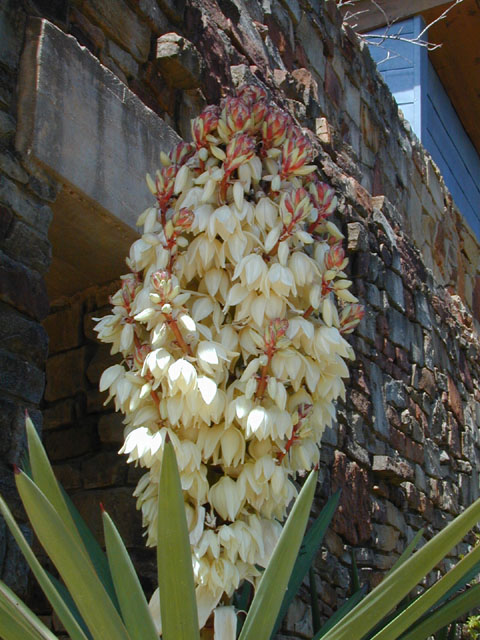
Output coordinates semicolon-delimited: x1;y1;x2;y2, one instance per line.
16;18;180;300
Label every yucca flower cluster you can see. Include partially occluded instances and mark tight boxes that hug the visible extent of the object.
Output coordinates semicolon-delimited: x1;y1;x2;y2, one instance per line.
96;85;364;634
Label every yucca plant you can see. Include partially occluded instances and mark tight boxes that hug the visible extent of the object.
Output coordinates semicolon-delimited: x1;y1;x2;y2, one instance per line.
0;414;321;640
2;415;480;639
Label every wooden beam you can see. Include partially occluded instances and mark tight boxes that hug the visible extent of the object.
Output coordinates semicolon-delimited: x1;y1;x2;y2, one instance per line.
339;0;451;32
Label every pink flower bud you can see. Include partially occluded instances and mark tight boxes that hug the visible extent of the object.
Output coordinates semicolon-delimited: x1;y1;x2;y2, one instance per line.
237;84;268;105
169;142;195;167
224;133;256;174
340;303;365;334
325;242;346;271
262;108;291;149
173;207;194;230
192;105;220;148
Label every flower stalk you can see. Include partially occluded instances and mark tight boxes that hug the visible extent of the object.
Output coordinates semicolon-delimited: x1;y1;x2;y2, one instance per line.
95;84;363;636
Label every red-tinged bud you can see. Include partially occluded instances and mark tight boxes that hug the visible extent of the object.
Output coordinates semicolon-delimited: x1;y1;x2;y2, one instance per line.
265;318;289;346
310;182;336;218
262;108;291;149
192;105;220;148
99;502;105;513
297;403;313;421
151;270;171;293
173;207;194;230
280;134;313;178
156;164;177;213
221;96;252;135
169;142;195;167
325;242;346;271
224;133;256;174
237;84;268;105
340;303;365;334
121;275;138;309
13;464;20;475
134;343;151;368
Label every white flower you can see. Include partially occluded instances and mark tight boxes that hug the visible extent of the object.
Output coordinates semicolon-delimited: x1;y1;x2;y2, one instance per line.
95;87;361;632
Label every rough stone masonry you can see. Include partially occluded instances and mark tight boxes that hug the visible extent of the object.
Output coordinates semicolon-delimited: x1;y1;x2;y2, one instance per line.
0;0;479;637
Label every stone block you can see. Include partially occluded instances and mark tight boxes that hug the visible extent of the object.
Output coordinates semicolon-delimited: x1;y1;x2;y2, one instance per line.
385;269;405;312
0;149;28;184
82;0;151;62
372;523;400;552
136;0;171;33
347;222;368;252
0;349;45;404
0;111;16;140
384;378;407;410
0;396;41;462
386;306;412;347
53;462;82;490
424;438;442;479
86;344;119;385
372;455;414;483
106;39;139;79
2;216;51;275
0;175;52;235
43;303;84;354
44;347;87;402
297;14;326;77
331;451;372;545
72;487;144;547
16;19;180;299
0;0;25;71
447;375;464;424
0;303;48;367
82;451;127;489
44;423;95;461
43;399;75;430
98;412;125;444
369;362;389;438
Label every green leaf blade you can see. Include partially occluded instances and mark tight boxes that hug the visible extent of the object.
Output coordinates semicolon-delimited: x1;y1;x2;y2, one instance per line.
157;441;200;640
103;510;158;640
322;496;480;640
0;581;58;640
270;489;341;638
239;469;318;640
371;540;480;640
0;494;89;640
400;583;480;640
15;470;131;640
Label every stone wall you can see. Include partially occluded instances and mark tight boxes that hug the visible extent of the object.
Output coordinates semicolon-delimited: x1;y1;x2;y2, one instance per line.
1;0;479;637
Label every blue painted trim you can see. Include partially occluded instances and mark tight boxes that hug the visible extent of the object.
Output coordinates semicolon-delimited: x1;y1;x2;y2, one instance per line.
368;17;480;237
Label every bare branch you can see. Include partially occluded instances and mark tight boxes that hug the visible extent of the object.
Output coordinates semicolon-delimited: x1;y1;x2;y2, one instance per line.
342;0;465;54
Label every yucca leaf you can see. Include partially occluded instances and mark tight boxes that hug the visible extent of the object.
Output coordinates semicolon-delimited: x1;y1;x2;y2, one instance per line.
0;494;89;640
351;549;361;593
270;489;341;637
25;414;77;540
310;566;322;633
157;441;199;640
45;573;92;640
322;496;480;640
61;485;119;609
0;580;57;640
399;583;480;639
103;510;158;640
15;469;131;640
24;413;119;610
370;539;480;639
239;469;318;640
387;529;424;575
234;579;253;635
313;586;368;639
